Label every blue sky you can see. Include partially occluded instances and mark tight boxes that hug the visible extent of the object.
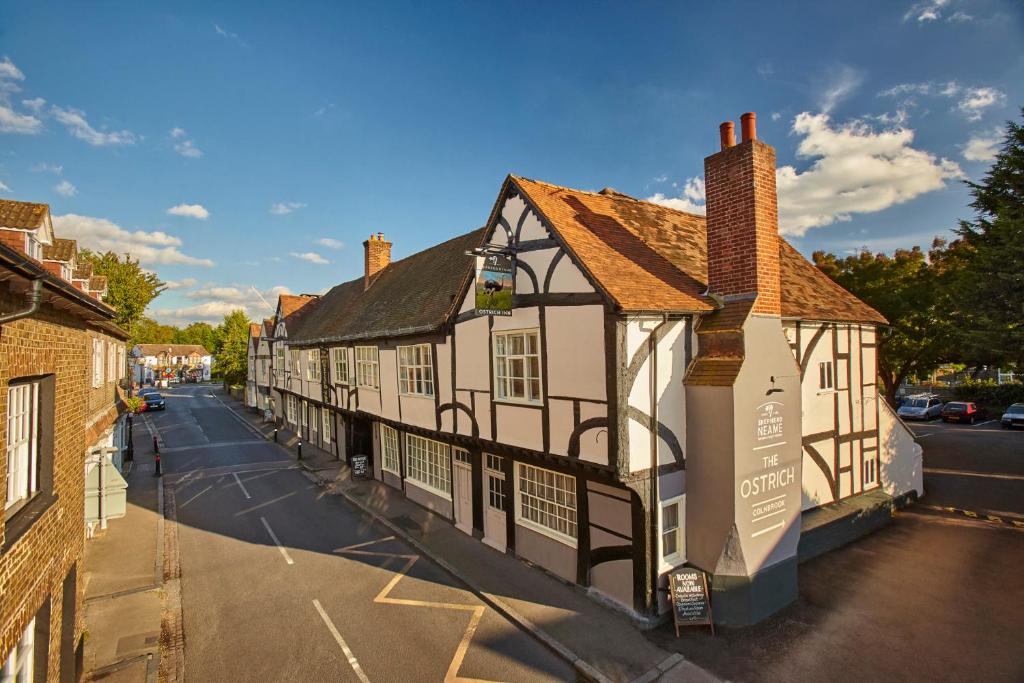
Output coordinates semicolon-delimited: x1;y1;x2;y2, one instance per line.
1;0;1021;325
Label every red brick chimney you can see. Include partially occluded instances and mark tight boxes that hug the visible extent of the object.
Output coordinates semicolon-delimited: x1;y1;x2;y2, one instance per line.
363;232;392;290
703;112;781;315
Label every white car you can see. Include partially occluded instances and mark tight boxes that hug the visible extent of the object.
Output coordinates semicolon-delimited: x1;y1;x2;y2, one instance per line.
898;396;944;421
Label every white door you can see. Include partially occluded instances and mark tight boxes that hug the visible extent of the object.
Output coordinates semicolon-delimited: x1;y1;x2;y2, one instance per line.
482;454;507;551
453;448;473;535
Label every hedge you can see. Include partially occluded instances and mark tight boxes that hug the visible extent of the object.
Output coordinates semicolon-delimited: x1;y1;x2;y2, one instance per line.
952;380;1024;409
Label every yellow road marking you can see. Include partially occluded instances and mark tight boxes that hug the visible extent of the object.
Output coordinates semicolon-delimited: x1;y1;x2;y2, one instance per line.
335;536;502;683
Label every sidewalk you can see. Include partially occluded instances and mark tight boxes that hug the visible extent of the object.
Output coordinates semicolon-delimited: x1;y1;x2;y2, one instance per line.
215;390;715;683
81;418;163;682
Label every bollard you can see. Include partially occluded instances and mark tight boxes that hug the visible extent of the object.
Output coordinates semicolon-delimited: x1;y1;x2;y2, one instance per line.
153;435;159;452
297;441;302;460
273;428;278;443
154;452;162;477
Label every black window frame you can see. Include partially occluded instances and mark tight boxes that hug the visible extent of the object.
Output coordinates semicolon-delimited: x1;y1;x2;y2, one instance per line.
3;374;57;552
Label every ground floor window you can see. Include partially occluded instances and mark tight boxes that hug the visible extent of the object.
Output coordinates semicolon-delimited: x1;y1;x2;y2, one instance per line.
405;433;451;498
286;394;297;424
1;616;35;682
515;463;576;545
310;403;318;436
660;496;684;569
6;381;39;511
863;457;877;487
380;424;400;475
322;408;331;442
301;401;308;428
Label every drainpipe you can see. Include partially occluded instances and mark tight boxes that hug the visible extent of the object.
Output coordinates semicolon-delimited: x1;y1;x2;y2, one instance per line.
647;313;669;613
0;278;43;325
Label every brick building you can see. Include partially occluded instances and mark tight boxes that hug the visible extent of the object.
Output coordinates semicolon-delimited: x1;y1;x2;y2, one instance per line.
1;199;129;681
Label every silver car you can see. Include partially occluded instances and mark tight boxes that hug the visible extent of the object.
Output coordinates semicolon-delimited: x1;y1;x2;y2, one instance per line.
898;396;944;420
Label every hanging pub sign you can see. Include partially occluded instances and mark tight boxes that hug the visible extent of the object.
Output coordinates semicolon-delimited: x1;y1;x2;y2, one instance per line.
475;253;514;316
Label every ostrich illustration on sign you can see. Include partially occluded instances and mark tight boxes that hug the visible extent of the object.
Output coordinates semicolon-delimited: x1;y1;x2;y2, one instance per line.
475;254;514;316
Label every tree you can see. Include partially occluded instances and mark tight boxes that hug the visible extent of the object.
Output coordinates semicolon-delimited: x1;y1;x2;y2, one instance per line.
130;316;179;345
813;244;957;403
175;322;219;354
78;250;165;338
953;109;1024;369
213;310;252;386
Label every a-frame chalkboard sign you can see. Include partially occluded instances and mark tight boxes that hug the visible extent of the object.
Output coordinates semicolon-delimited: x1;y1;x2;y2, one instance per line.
668;568;714;636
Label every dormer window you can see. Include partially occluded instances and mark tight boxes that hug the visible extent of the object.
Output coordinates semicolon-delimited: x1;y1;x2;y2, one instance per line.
25;232;42;260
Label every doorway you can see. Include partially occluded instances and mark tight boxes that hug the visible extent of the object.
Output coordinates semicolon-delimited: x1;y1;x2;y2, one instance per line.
482;453;507;551
453;448;473;535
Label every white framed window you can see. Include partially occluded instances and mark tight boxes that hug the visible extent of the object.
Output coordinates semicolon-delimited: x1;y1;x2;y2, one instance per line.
515;463;576;545
92;338;103;388
6;382;39;510
818;360;834;391
863;457;877;487
485;453;504;473
106;342;116;382
355;346;379;389
310;404;318;435
301;401;308;428
405;433;451;499
290;350;301;378
485;454;506;512
308;349;321;381
1;616;35;682
275;344;285;373
380;424;400;475
453;447;471;465
332;348;349;384
493;330;542;403
25;232;42;260
660;496;684;570
117;346;125;382
286;394;297;424
398;344;434;396
322;408;331;442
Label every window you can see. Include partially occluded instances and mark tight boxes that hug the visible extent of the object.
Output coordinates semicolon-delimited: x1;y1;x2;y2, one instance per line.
516;463;576;544
453;447;471;465
286;394;297;424
486;454;506;512
660;497;684;568
380;424;400;475
106;342;116;382
276;345;285;373
308;349;321;381
25;232;42;260
863;458;877;487
6;382;39;510
398;344;434;396
1;616;35;682
117;347;125;382
322;408;331;442
405;433;451;498
493;330;541;402
301;401;308;428
818;360;834;391
92;339;103;388
485;453;504;473
290;350;301;378
355;346;379;389
310;404;318;435
332;348;349;384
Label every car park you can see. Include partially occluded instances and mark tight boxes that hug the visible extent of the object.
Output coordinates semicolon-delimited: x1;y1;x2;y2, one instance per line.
940;401;988;424
143;393;166;411
897;395;944;421
1001;403;1024;429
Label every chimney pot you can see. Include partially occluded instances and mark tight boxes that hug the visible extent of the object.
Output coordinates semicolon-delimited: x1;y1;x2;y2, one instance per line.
740;112;757;143
719;121;736;150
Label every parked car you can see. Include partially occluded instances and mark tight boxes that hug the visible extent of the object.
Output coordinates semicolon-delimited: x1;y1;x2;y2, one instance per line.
897;395;944;420
1001;403;1024;429
143;393;166;411
137;386;158;398
940;402;987;424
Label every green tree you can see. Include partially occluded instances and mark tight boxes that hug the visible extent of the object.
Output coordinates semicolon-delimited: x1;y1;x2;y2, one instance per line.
953;109;1024;369
78;250;165;338
130;316;179;345
174;321;218;354
213;309;251;386
813;244;957;403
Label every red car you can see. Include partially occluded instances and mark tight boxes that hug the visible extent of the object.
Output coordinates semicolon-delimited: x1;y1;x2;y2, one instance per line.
940;401;987;424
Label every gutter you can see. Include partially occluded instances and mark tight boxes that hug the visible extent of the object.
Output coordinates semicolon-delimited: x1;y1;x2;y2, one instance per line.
289;322;442;347
0;278;42;325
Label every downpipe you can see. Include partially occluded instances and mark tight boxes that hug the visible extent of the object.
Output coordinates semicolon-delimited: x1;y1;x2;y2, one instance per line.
0;278;43;325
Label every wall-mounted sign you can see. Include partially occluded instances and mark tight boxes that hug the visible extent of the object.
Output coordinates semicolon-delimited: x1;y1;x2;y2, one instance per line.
475;254;514;316
668;568;714;636
351;454;369;480
742;400;796;541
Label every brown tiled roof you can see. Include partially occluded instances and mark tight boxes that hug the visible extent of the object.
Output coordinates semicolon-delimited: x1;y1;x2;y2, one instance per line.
89;276;107;292
511;176;886;324
73;262;93;280
290;228;486;344
249;322;262;338
686;298;754;386
0;199;49;230
262;319;275;337
135;344;209;357
278;294;319;329
42;237;77;262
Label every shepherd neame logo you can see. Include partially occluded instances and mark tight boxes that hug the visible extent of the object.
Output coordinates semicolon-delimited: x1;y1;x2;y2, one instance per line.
756;401;784;441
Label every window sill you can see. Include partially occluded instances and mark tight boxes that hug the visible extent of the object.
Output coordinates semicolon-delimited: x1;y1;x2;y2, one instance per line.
515;516;578;549
405;477;452;501
3;492;57;553
399;392;435;400
816;389;836;396
493;397;543;409
659;555;685;574
357;386;380;392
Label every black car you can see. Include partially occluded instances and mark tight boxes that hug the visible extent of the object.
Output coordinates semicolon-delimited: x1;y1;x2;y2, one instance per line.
144;393;166;411
1001;403;1024;429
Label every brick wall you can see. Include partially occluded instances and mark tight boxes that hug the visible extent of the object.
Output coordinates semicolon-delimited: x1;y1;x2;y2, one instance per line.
703;139;781;316
0;284;123;678
363;233;392;289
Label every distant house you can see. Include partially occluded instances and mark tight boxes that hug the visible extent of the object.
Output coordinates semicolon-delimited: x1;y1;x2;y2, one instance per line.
131;344;212;384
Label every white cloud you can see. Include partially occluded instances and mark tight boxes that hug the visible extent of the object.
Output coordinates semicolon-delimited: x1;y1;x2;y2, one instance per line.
52;214;214;266
152;284;290;324
164;278;198;290
819;66;865;114
0;105;42;134
51;105;138;146
963;129;1002;162
0;57;25;82
776;113;963;235
213;23;246;46
879;81;1005;121
270;202;307;215
956;86;1005;121
289;251;329;265
166;204;209;220
648;113;962;236
771;112;782;122
174;139;203;158
32;162;62;174
0;180;10;192
315;237;344;249
170;127;186;139
21;97;45;112
54;180;77;197
646;177;706;215
904;0;949;22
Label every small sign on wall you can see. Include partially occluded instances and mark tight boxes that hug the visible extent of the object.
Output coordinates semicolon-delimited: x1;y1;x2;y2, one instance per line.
668;567;714;636
475;254;514;316
351;454;369;480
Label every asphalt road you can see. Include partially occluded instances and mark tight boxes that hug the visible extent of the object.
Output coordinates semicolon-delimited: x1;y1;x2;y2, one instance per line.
909;417;1024;517
144;385;575;682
